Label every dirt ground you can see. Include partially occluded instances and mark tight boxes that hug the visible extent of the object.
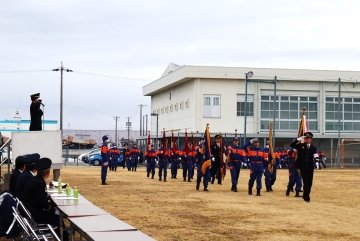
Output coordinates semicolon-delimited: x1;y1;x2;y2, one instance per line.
2;166;360;240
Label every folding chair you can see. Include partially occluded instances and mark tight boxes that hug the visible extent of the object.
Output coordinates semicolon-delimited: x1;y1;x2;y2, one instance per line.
16;198;58;233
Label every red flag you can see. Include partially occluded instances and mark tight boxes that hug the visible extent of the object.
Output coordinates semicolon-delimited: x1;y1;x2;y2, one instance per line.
162;130;166;150
172;131;176;153
146;131;151;156
185;130;189;154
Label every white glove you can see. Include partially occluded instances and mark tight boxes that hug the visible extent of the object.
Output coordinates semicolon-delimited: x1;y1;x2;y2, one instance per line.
160;151;163;154
228;150;231;154
297;136;305;141
138;157;140;160
178;157;182;161
266;158;269;161
263;169;265;173
313;153;319;158
324;157;326;161
211;157;215;161
250;138;258;144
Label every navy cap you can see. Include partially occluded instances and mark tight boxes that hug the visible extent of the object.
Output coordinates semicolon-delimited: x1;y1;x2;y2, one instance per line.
214;133;221;139
233;136;240;141
304;132;313;138
200;135;204;140
35;158;52;170
30;93;40;98
253;139;259;143
23;153;40;165
266;141;269;145
151;144;154;146
133;142;137;145
102;135;108;140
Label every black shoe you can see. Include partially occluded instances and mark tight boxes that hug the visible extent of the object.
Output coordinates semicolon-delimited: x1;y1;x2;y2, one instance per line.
295;191;302;197
231;185;235;192
196;182;200;190
183;177;186;182
171;175;174;179
211;178;214;184
204;186;209;191
286;188;290;196
159;177;162;181
174;176;177;179
147;172;150;178
290;187;294;192
266;186;271;192
101;181;109;185
248;186;252;195
270;186;273;192
256;188;261;196
234;185;238;192
164;178;167;182
151;175;154;179
188;178;192;182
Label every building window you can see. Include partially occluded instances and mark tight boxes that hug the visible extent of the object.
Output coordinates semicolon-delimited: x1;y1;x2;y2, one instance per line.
237;94;254;116
325;97;360;131
260;95;318;131
203;95;221;118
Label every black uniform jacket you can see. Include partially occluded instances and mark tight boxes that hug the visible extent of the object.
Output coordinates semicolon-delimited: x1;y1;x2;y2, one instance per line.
9;169;21;196
15;170;34;201
22;175;55;223
290;140;317;170
29;102;43;131
211;143;221;164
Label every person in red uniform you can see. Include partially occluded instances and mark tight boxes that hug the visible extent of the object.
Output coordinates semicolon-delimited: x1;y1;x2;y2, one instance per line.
101;135;110;185
227;136;246;192
109;144;120;171
129;143;141;172
242;138;267;196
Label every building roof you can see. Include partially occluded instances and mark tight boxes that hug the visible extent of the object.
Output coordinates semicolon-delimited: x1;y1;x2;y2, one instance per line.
143;64;360;96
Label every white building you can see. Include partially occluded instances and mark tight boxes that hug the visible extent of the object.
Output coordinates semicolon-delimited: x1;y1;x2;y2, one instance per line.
143;64;360;165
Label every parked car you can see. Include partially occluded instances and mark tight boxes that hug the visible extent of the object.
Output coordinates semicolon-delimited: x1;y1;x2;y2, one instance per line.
89;154;124;166
79;148;100;163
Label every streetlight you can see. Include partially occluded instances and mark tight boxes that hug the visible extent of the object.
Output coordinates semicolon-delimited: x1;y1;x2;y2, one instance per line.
151;113;158;150
52;61;73;134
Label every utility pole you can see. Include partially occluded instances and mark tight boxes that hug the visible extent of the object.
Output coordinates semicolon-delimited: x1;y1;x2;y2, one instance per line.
337;78;341;167
114;116;120;145
142;115;145;135
139;104;146;136
145;114;148;134
126;117;132;143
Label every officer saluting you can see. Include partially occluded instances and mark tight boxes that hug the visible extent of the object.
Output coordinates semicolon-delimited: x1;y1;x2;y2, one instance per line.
29;93;43;131
290;132;317;202
100;135;110;185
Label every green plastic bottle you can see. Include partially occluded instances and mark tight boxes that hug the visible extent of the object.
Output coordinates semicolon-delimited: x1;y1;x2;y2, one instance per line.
66;184;71;196
73;186;79;198
58;176;62;194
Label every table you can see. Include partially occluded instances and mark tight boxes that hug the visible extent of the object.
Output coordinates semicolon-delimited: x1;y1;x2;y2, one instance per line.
52;196;92;206
57;204;109;217
85;231;156;241
68;215;137;232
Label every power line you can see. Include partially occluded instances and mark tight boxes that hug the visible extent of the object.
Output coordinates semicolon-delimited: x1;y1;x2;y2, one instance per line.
0;70;50;73
72;70;152;82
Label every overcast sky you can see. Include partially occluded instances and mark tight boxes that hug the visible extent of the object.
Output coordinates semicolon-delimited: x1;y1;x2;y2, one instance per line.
1;0;359;130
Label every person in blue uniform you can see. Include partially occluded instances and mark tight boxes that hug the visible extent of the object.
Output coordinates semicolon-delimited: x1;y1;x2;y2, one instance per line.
100;135;110;185
286;143;303;197
129;143;141;172
146;144;157;179
228;136;246;192
195;136;210;191
9;156;25;197
210;134;222;185
29;93;43;131
290;132;317;202
263;141;280;192
170;148;181;179
15;153;40;201
156;144;169;182
22;157;69;241
109;144;120;171
242;139;266;196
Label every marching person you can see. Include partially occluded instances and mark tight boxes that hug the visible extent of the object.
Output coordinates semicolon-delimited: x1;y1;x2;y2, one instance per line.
22;157;69;241
9;156;25;197
210;133;222;185
100;135;110;185
170;148;181;179
182;143;195;182
242;138;266;196
195;136;210;191
290;132;317;202
317;149;327;168
157;144;169;182
123;143;130;170
29;93;43;131
146;144;157;179
109;144;120;171
15;153;40;201
129;142;141;172
227;134;246;192
286;143;303;197
264;142;280;192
